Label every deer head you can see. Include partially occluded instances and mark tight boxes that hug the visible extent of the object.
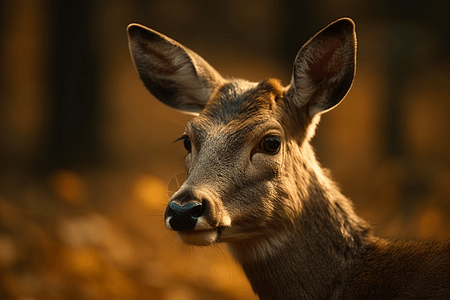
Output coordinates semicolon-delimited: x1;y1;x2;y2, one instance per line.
127;18;356;250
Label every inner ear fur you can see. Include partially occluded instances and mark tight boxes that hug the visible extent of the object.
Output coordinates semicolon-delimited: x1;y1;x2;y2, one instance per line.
288;18;356;117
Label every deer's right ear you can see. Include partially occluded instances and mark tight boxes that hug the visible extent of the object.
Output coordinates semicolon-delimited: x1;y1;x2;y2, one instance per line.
127;24;225;115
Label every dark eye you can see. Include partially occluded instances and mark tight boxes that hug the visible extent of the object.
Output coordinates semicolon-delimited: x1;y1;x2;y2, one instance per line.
175;135;192;152
260;135;281;154
183;137;191;152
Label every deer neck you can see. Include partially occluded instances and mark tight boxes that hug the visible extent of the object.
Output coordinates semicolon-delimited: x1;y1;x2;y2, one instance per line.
227;144;373;300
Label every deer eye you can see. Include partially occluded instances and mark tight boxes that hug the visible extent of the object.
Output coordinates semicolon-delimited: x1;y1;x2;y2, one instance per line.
183;137;191;152
260;135;281;154
175;135;192;152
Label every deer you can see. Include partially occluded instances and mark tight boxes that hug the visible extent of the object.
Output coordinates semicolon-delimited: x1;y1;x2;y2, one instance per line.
127;18;450;300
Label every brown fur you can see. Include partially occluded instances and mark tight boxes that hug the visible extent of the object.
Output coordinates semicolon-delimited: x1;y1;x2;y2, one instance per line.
127;18;450;300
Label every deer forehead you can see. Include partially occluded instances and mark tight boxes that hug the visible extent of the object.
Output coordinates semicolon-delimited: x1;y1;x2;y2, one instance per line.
205;78;283;120
187;78;286;140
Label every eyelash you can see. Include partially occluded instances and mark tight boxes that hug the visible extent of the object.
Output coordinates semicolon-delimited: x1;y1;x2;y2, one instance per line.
175;135;192;152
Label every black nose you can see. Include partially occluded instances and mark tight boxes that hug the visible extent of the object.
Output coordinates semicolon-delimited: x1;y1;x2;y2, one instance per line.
166;202;203;231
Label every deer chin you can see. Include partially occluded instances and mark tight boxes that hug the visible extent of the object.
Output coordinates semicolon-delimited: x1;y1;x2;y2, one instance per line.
177;229;220;246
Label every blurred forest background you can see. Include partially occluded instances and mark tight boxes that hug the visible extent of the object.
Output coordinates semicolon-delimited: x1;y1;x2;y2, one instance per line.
1;0;450;299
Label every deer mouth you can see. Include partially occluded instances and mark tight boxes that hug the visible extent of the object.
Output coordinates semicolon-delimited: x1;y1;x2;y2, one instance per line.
176;227;222;246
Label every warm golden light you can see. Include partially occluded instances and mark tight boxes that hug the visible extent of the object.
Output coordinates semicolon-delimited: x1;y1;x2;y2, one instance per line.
133;174;168;210
49;170;87;204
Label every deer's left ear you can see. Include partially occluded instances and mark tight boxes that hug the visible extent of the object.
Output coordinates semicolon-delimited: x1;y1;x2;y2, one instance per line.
287;18;356;117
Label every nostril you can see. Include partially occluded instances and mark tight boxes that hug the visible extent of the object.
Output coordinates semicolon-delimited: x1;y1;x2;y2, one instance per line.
191;204;203;218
